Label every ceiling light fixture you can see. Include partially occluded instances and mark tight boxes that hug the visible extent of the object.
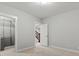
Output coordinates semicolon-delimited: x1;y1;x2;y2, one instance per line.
40;1;48;4
35;0;51;5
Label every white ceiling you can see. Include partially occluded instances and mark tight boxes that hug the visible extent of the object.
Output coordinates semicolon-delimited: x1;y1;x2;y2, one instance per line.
0;2;79;19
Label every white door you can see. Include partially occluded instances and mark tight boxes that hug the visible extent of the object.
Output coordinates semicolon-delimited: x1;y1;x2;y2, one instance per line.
40;24;48;47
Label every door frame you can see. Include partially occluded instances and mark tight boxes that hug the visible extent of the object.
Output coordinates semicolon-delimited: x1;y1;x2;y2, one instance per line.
34;24;41;47
0;13;17;51
34;23;48;47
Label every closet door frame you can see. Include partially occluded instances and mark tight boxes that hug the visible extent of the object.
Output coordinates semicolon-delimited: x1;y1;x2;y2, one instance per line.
0;13;17;51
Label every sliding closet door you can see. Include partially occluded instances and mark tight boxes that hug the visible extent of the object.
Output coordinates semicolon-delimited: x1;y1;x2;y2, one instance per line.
11;21;15;45
0;16;15;50
3;18;15;47
0;18;4;50
4;20;11;46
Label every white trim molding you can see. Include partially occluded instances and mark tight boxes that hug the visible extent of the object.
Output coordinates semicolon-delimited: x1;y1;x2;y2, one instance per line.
49;45;79;53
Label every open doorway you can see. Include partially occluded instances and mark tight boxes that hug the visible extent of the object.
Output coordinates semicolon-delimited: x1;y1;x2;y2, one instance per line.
0;14;17;51
35;24;41;47
35;24;48;48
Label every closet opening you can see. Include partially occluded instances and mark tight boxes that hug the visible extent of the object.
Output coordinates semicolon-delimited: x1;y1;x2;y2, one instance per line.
0;14;17;51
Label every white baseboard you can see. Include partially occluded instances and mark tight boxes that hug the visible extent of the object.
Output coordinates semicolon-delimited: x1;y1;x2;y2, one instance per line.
49;45;79;53
16;46;35;52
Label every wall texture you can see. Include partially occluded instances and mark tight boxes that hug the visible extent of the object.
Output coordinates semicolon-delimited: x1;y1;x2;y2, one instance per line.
0;4;40;51
43;9;79;50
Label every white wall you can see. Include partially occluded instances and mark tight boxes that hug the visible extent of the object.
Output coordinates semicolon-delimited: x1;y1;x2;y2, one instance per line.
0;4;40;51
43;9;79;50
